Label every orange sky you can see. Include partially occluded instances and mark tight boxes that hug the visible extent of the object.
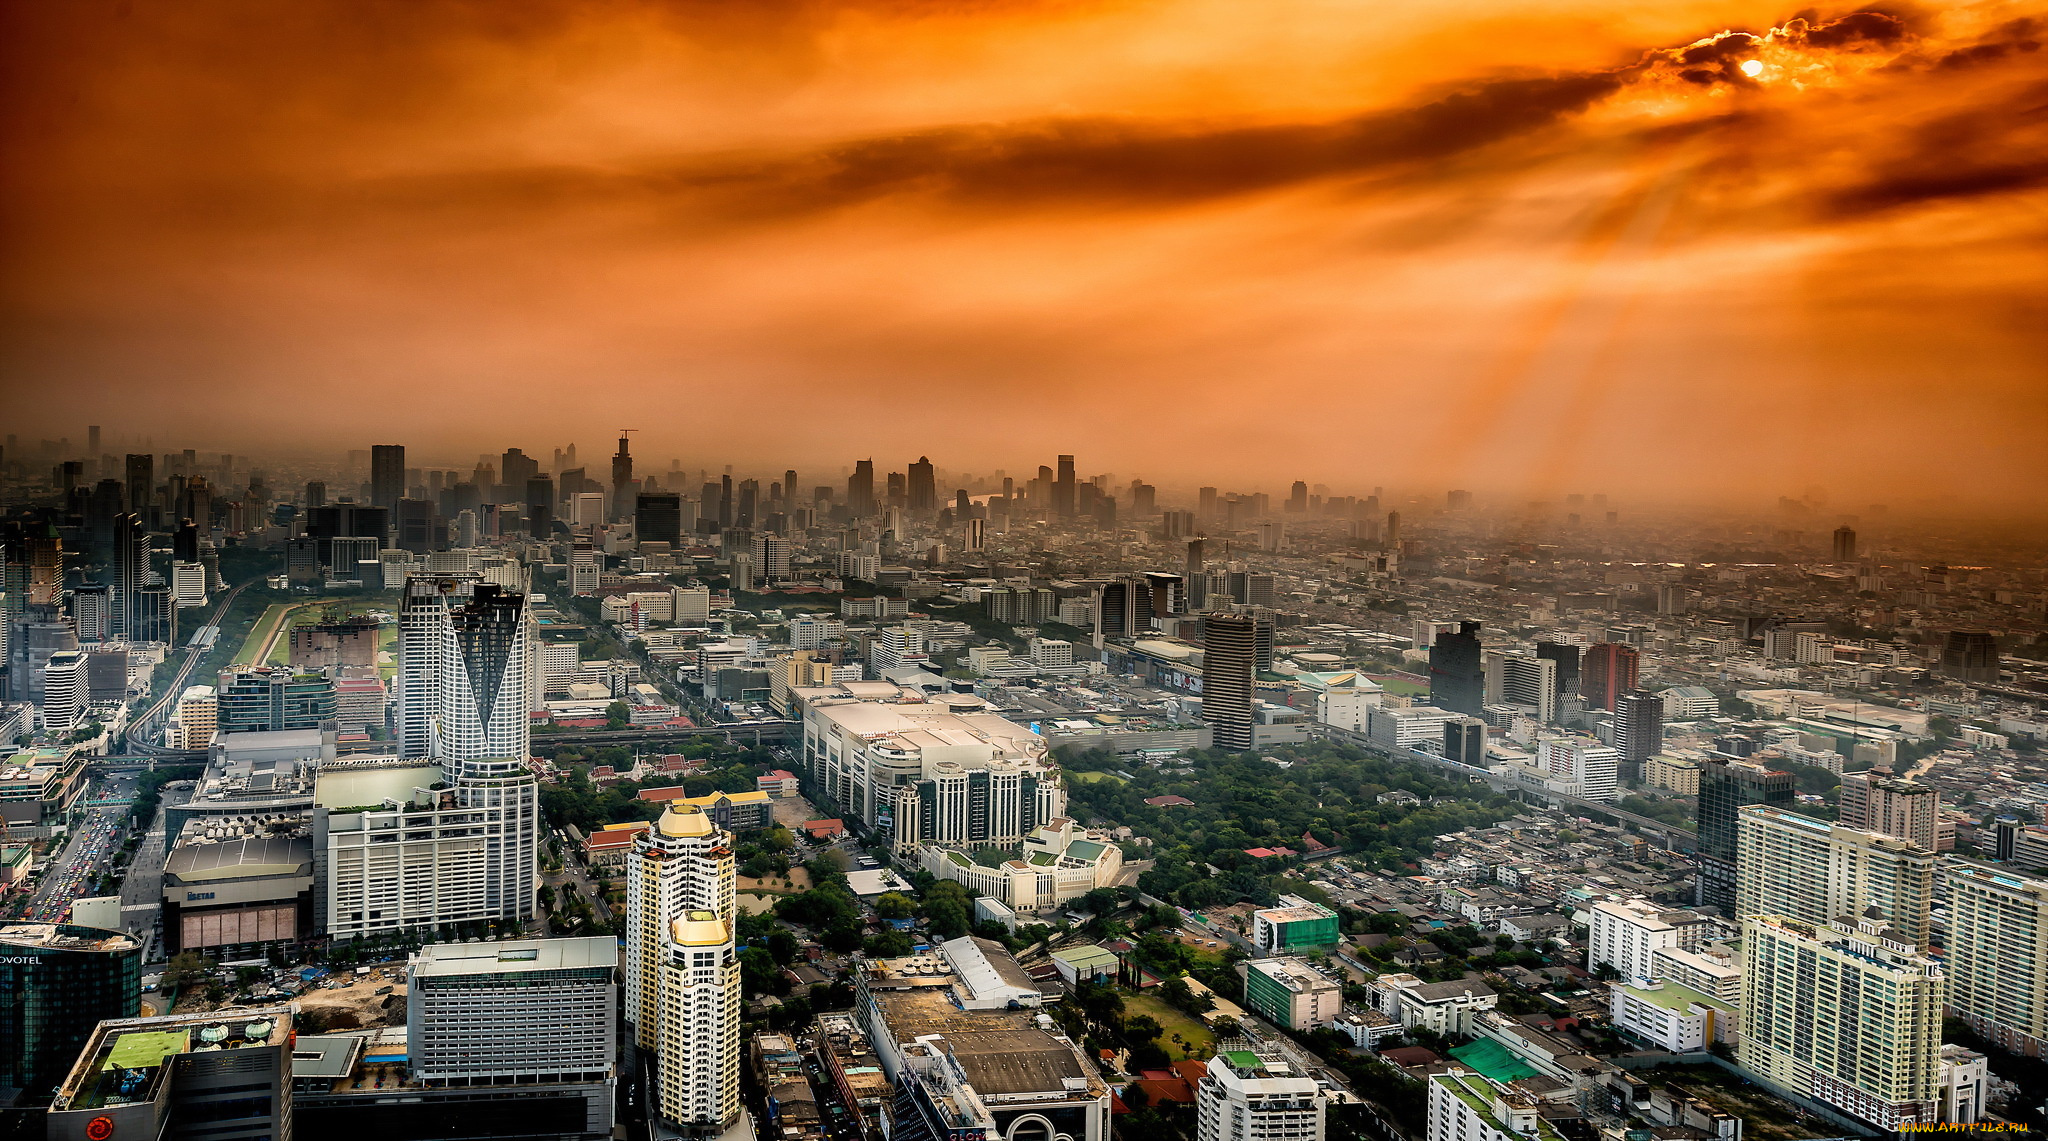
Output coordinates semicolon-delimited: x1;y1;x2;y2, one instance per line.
2;0;2043;510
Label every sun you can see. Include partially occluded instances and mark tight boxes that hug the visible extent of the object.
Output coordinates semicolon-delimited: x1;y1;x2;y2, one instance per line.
1740;59;1765;78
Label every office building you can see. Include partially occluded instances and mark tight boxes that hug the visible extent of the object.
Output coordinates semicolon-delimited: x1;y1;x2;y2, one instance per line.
610;432;634;519
1839;771;1945;851
1428;622;1485;715
984;586;1056;627
170;685;218;750
0;923;143;1101
1243;958;1342;1031
216;666;339;734
1832;525;1857;561
1580;642;1638;710
625;802;743;1134
1251;895;1340;953
71;583;111;643
46;1008;295;1141
1735;806;1936;946
321;573;537;938
1443;716;1487;765
1694;758;1795;914
1740;913;1942;1131
110;511;148;640
1203;612;1257;751
1485;651;1557;723
1534;641;1580;705
371;444;406;511
637;492;683;547
1199;1048;1325;1141
1611;691;1663;782
407;937;618;1085
42;649;87;734
1940;630;1999;683
1941;863;2048;1058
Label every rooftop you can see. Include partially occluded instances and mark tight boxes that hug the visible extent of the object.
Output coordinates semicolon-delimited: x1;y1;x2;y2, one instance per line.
410;936;618;978
0;922;139;954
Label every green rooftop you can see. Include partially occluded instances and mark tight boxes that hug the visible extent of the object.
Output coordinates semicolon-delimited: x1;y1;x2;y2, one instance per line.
1449;1039;1540;1084
1618;980;1732;1014
105;1030;189;1071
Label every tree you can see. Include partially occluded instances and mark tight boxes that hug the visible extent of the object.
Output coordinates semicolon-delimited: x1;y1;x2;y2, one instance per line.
1081;887;1121;915
875;892;917;920
1210;1016;1241;1040
605;701;632;730
922;897;969;940
1124;1015;1164;1046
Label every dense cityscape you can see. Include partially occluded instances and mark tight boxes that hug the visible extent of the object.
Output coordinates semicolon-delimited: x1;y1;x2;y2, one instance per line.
4;0;2044;1137
0;434;2044;1141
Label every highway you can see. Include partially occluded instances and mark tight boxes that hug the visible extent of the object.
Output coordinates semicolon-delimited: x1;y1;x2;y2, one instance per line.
126;578;255;754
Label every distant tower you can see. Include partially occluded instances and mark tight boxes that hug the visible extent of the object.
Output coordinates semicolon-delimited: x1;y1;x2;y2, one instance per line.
1613;691;1664;783
1581;642;1640;711
907;456;936;515
848;459;876;517
1054;455;1077;517
1832;525;1857;562
370;444;405;511
1203;613;1257;752
1385;510;1401;548
610;432;634;520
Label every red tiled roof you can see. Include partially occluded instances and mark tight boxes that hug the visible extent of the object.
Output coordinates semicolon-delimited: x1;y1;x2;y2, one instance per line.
639;786;693;802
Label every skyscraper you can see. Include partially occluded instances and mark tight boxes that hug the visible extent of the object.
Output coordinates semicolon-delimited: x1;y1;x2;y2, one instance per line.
1838;771;1944;852
526;474;555;536
1054;454;1076;517
124;452;153;515
370;443;406;511
1580;642;1639;710
1832;525;1857;561
1612;691;1664;782
1203;612;1257;752
1940;630;1999;683
1740;912;1943;1131
610;431;634;520
626;802;742;1134
848;459;875;517
1428;621;1485;716
1734;805;1936;948
1534;641;1580;706
0;923;142;1101
1694;758;1795;913
907;455;936;515
1485;651;1557;723
1942;864;2048;1058
109;511;147;640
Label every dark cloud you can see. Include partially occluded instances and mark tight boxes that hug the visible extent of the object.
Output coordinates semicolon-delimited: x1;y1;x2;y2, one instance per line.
1796;11;1909;48
1936;18;2043;69
1826;80;2048;216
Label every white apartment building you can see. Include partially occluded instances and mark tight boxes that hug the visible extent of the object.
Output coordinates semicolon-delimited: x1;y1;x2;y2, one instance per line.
1029;638;1075;668
1485;652;1557;724
170;685;218;750
673;586;712;626
626;803;743;1134
407;936;618;1085
1540;737;1618;803
1741;913;1944;1131
1941;863;2048;1057
1735;805;1936;947
1367;705;1459;752
1650;945;1742;1004
41;651;86;734
1243;958;1342;1031
1609;979;1734;1052
1585;897;1711;981
1426;1071;1566;1141
1197;1049;1325;1141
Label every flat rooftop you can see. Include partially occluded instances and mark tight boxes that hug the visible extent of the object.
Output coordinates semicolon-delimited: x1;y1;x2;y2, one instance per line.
0;922;139;954
410;936;619;977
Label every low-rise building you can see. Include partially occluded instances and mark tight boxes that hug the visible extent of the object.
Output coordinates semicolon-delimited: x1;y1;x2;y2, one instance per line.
1609;979;1736;1051
1242;957;1342;1031
1425;1071;1569;1141
162;827;315;955
1251;896;1339;954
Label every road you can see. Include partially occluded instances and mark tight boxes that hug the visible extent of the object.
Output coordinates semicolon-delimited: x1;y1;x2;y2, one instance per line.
20;770;140;924
118;782;189;959
127;578;254;753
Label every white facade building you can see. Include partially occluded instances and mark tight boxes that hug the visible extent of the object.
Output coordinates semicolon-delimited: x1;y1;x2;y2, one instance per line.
407;936;618;1085
1586;897;1710;982
1541;737;1619;802
1197;1048;1325;1141
1426;1072;1567;1141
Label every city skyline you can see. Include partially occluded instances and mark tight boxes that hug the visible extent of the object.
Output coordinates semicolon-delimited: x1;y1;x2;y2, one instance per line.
3;1;2043;511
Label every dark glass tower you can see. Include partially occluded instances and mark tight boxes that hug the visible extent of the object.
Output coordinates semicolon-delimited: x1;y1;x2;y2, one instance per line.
0;923;142;1102
1428;621;1485;716
1695;758;1795;913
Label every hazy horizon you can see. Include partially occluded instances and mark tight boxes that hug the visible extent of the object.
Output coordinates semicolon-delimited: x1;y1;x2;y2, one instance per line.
4;0;2043;514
